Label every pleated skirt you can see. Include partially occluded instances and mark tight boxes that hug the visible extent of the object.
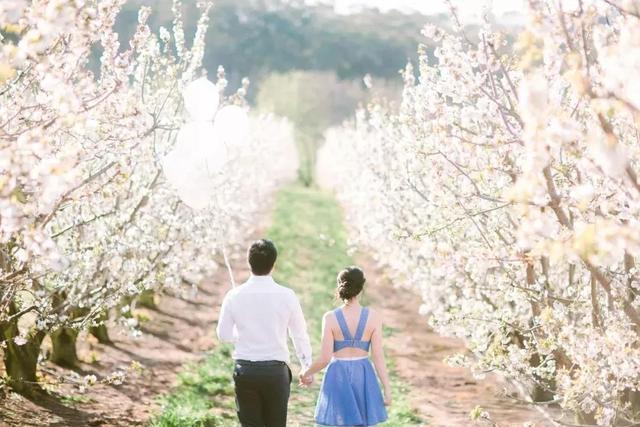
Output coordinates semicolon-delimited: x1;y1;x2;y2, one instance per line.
314;357;388;426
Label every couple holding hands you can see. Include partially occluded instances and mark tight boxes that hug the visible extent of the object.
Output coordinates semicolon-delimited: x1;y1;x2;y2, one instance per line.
217;239;391;426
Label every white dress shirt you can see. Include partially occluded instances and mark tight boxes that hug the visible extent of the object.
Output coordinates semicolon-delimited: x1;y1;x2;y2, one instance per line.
216;275;312;369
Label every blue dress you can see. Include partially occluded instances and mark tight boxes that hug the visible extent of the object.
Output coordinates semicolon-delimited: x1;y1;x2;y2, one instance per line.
315;307;388;426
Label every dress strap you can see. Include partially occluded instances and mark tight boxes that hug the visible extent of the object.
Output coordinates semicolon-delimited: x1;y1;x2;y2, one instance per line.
334;308;353;341
353;307;369;341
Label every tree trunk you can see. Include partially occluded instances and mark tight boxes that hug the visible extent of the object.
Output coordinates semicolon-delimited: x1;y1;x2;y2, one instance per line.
89;311;111;344
0;303;45;395
618;388;640;426
49;327;79;368
137;289;158;310
119;296;134;318
90;324;111;344
2;333;45;395
528;354;555;403
575;410;597;425
529;383;555;403
528;355;556;403
47;293;85;368
577;389;640;426
509;329;556;403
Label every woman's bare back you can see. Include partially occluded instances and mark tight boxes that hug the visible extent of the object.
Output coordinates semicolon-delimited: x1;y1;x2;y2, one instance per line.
328;304;379;358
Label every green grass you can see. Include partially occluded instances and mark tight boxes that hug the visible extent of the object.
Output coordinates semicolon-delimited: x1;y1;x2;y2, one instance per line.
152;183;422;426
266;184;352;426
151;347;237;427
60;394;95;406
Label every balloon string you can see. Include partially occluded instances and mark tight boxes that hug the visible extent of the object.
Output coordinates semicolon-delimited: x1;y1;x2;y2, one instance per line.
222;242;236;288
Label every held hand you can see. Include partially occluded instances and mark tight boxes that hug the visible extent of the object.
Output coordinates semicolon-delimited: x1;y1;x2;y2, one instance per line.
383;389;392;406
305;375;314;386
303;374;314;386
298;372;314;387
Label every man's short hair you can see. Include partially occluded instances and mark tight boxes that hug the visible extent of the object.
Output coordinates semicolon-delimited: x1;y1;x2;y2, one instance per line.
247;239;277;275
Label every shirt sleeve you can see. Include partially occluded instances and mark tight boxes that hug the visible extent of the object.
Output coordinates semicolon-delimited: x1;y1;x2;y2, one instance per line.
288;291;313;370
216;290;236;343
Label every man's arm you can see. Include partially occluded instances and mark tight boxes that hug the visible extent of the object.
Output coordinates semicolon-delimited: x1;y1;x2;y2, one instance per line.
288;291;312;370
216;291;236;343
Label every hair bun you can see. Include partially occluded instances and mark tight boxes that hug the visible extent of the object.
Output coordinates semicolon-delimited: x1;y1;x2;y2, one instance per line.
336;266;366;301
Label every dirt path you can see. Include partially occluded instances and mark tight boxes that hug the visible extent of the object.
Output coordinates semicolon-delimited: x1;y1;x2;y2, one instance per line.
0;264;235;427
362;259;556;427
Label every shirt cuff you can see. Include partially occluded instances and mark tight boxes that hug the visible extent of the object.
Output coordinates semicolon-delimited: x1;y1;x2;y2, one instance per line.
300;355;311;371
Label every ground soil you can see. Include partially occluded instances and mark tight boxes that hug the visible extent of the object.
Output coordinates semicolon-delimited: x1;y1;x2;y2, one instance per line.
0;261;241;427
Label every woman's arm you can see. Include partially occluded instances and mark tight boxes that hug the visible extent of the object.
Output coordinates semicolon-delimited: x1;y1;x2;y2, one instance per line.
370;313;392;405
299;312;334;383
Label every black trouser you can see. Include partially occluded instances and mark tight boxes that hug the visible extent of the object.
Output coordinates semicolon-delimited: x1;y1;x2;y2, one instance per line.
233;360;292;427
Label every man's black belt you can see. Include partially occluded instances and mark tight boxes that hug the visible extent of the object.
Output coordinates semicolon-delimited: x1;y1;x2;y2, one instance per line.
235;359;286;366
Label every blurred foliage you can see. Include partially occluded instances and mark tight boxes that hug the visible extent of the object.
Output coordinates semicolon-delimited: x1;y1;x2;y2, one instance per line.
257;71;363;136
109;0;433;185
109;0;498;184
256;71;367;184
113;0;440;95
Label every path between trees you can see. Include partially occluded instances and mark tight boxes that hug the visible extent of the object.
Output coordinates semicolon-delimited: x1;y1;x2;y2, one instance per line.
1;185;551;426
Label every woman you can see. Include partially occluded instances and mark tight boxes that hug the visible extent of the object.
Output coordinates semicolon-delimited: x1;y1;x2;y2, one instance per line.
299;266;391;426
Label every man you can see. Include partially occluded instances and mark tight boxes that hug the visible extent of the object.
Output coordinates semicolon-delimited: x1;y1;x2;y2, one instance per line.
216;239;312;427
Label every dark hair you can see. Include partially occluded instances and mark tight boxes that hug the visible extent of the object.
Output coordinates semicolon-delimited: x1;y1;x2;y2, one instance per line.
336;266;366;301
248;239;277;275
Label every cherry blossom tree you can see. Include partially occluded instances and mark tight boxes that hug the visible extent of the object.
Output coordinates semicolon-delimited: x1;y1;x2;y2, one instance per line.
0;0;297;393
318;1;640;424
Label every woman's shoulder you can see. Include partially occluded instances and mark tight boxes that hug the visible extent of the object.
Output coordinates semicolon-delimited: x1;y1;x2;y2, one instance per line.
364;306;382;323
322;309;337;321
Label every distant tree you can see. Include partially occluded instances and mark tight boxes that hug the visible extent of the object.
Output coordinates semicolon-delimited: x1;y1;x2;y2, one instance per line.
256;71;366;185
114;0;431;96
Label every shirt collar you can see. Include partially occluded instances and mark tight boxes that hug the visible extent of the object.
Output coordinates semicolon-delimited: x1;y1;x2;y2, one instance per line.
247;274;274;285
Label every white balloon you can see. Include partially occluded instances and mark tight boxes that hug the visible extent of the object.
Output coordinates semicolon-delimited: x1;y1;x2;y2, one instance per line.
183;77;219;122
193;123;228;174
213;105;249;148
161;78;246;209
161;148;210;210
161;122;228;210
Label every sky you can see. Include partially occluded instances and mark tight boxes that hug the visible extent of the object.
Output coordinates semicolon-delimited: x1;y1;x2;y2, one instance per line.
309;0;524;20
